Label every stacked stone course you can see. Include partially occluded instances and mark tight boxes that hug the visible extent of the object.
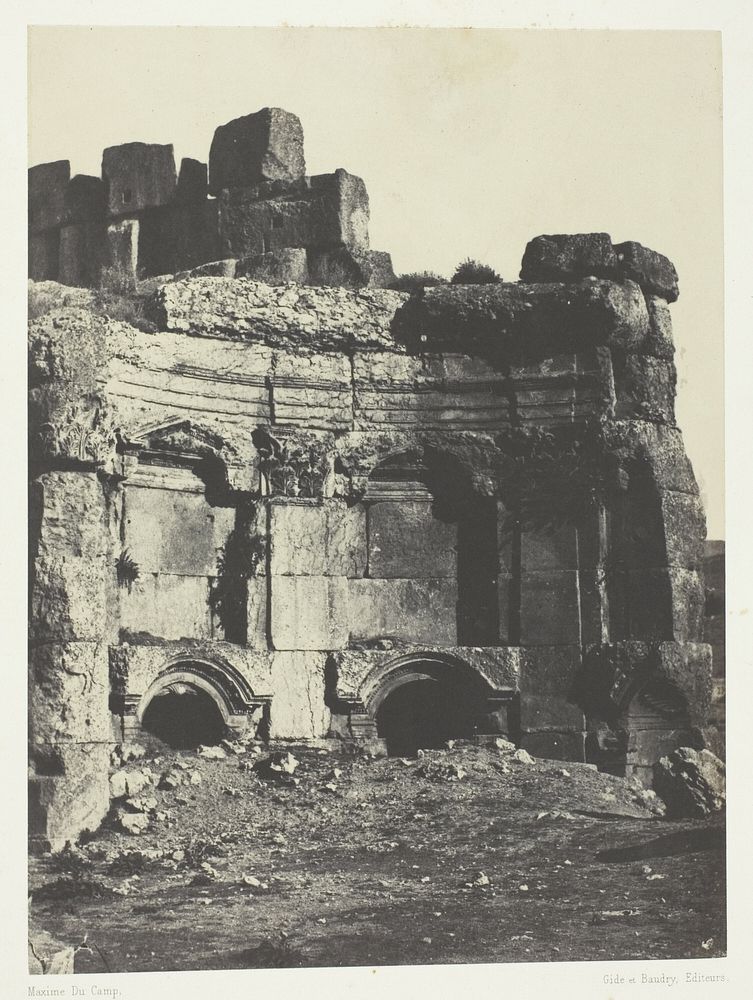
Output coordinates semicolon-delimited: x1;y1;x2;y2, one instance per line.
28;107;395;290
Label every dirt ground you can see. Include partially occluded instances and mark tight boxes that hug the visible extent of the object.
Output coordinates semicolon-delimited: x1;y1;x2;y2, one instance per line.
28;740;726;972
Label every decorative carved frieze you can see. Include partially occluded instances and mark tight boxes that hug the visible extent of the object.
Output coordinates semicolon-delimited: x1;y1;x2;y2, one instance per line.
38;400;118;467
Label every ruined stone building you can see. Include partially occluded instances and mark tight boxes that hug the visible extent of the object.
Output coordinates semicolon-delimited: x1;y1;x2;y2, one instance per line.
28;108;714;851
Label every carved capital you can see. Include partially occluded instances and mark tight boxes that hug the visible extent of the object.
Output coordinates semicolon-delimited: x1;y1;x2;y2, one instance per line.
38;400;118;469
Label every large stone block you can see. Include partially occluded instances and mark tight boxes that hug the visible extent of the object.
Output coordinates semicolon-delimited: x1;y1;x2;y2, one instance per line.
270;576;349;650
613;354;676;423
123;485;235;576
644;295;675;359
63;174;105;225
392;278;650;363
245;576;269;649
520;233;619;282
31;472;107;561
236;248;309;284
158;277;405;351
308;247;396;289
628;568;705;643
660;491;706;569
519;571;581;645
137;201;221;277
270;502;366;578
368;500;457;578
217;169;369;258
30;556;109;644
106;219;139;281
29;641;111;743
119;573;213;641
348;578;458;645
29;743;111;852
29;231;59;281
176;158;208;203
268;651;329;739
614;241;679;302
518;645;585;732
519;233;679;302
58;223;104;287
521;524;578;571
102;142;177;217
29;159;70;233
209;108;306;194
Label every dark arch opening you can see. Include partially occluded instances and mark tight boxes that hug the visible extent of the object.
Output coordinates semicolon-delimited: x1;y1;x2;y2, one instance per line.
375;674;484;757
141;684;226;749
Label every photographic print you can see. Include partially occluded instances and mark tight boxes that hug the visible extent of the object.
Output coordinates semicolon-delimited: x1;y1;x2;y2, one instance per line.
25;19;728;988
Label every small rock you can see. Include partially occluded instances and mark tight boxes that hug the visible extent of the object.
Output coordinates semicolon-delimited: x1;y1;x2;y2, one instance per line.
172;850;185;862
272;833;287;845
198;745;228;760
494;738;517;753
158;770;183;790
512;749;534;765
120;743;146;763
654;747;725;818
220;739;241;755
118;810;149;835
557;768;571;778
518;884;529;892
125;794;158;813
222;786;243;798
189;771;202;786
641;865;653;875
110;768;152;799
473;872;490;886
242;874;262;887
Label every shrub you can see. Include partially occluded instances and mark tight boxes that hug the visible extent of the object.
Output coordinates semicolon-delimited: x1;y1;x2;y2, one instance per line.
390;271;447;293
450;258;502;285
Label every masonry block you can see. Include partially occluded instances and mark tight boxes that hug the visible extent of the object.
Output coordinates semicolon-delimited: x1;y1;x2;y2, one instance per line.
660;491;706;569
270;576;349;650
268;651;329;738
520;571;581;645
58;223;104;287
102;142;177;216
308;247;395;289
29;743;110;852
29;160;70;233
236;248;309;284
176;158;208;203
209;108;306;194
106;219;139;281
119;573;213;641
628;568;705;642
270;502;366;578
521;524;578;571
29;641;111;743
519;646;585;732
348;578;458;646
218;169;369;258
368;501;457;579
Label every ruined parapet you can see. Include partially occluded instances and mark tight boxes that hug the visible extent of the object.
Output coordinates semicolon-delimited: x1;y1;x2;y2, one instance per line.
29;107;395;289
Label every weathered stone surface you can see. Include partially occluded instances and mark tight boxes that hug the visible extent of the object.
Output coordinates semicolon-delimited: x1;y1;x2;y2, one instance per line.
120;573;213;641
246;576;269;649
628;568;705;642
644;295;675;358
520;233;679;303
520;571;581;645
367;500;457;578
268;651;329;738
29;743;110;852
106;218;139;280
64;174;105;225
123;484;235;576
520;233;619;282
614;241;679;302
176;158;208;203
612;354;676;423
348;578;458;646
612;422;699;495
270;576;349;650
308;247;396;289
654;641;712;728
209;108;306;194
29;642;110;743
177;257;237;279
393;279;650;363
653;747;725;817
28;924;75;974
58;223;104;287
157;277;406;351
521;524;578;571
29;231;60;281
236;248;309;284
29;159;70;233
269;501;366;577
519;646;585;731
218;169;369;258
660;492;706;569
102;142;177;216
109;767;152;799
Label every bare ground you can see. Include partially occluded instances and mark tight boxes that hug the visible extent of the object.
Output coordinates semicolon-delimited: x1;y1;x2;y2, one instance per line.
28;741;726;972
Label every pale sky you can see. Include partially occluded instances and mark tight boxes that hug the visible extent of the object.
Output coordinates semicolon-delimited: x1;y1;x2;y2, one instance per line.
28;27;724;537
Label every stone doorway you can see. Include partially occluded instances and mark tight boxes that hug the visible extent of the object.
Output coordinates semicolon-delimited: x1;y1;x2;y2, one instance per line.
141;682;226;749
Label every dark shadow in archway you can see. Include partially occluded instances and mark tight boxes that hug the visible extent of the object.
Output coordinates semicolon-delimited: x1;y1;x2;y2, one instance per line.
375;676;482;757
142;685;226;749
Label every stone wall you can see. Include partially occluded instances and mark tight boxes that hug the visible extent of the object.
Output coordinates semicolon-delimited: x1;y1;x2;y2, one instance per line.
29;224;713;845
28;108;395;291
